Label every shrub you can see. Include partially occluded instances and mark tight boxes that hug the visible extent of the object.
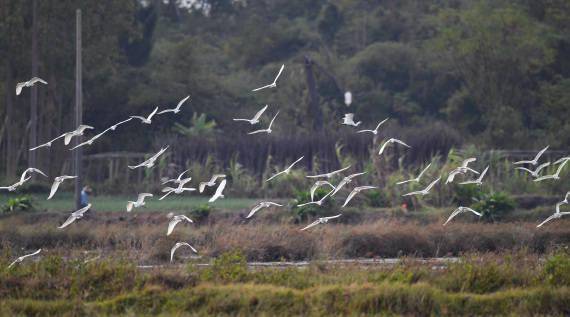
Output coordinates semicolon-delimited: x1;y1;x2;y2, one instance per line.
291;188;337;222
364;190;389;208
201;250;248;283
1;196;35;213
472;192;515;222
191;204;212;222
543;252;570;287
452;184;485;205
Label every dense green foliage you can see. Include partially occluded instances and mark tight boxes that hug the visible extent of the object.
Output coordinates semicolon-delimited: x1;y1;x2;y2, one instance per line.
1;0;569;181
1;251;570;315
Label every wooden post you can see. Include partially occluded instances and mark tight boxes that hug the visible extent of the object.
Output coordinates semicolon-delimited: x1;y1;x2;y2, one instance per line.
29;0;38;169
74;9;83;209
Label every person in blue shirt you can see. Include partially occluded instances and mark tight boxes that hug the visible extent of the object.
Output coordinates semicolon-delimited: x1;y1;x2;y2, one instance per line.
80;186;92;208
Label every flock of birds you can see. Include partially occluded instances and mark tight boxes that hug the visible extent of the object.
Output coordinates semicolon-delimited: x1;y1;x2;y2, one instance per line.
4;65;570;268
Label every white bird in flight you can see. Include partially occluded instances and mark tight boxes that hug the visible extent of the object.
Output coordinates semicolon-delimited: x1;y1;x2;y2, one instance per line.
107;118;133;131
246;201;283;219
297;189;334;207
344;91;352;107
397;163;432;185
515;162;550;178
128;146;169;169
130;106;159;124
301;214;342;231
446;161;479;184
402;177;441;197
459;166;489;186
63;125;95;145
159;185;196;200
8;249;42;269
167;215;194;236
443;206;482;226
158;95;190;115
58;203;92;229
513;145;549;165
48;175;77;200
266;156;304;182
342;113;361;127
252;64;285;92
537;202;569;228
342;186;377;208
306;165;351;179
534;160;568;182
16;77;47;95
69;127;112;150
248;111;279;135
20;167;47;182
357;118;389;135
163;169;191;186
209;179;227;202
378;138;411;156
309;180;336;201
562;191;570;204
330;172;367;196
126;193;153;212
233;105;268;125
554;156;570;165
199;174;226;193
0;176;31;192
170;242;198;263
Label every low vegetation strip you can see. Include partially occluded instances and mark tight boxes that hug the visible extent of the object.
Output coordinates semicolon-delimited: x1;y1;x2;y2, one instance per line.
1;283;569;316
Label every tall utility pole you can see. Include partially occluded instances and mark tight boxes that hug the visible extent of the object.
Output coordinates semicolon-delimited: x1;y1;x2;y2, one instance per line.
304;56;323;132
74;9;83;209
29;0;38;168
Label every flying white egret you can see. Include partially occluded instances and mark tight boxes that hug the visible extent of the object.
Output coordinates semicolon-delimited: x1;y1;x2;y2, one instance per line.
537;202;570;228
107;118;133;131
252;64;285;92
265;156;304;182
297;189;334;207
443;206;482;226
0;176;31;192
126;193;153;212
344;91;352;106
170;242;198;263
459;166;490;186
513;146;549;165
534;160;568;182
199;174;226;193
163;169;191;186
158;95;190;115
309;180;336;201
330;172;367;196
16;77;47;95
8;249;42;269
159;185;196;200
515;162;551;178
397;163;432;185
248;111;279;135
233;105;268;125
58;204;92;229
341;113;361;127
306;165;351;179
130;106;159;124
402;177;441;197
209;179;227;202
378;138;411;156
357;118;389;135
128;146;169;169
342;186;378;207
167;215;194;236
301;214;342;231
69;127;112;150
63;125;95;145
48;175;77;200
246;201;283;219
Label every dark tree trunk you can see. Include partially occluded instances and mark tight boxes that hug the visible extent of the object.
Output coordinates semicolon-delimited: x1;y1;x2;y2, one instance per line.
304;56;323;132
29;0;38;168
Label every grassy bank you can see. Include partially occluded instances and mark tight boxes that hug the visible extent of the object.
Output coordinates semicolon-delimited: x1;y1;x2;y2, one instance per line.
1;251;570;316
